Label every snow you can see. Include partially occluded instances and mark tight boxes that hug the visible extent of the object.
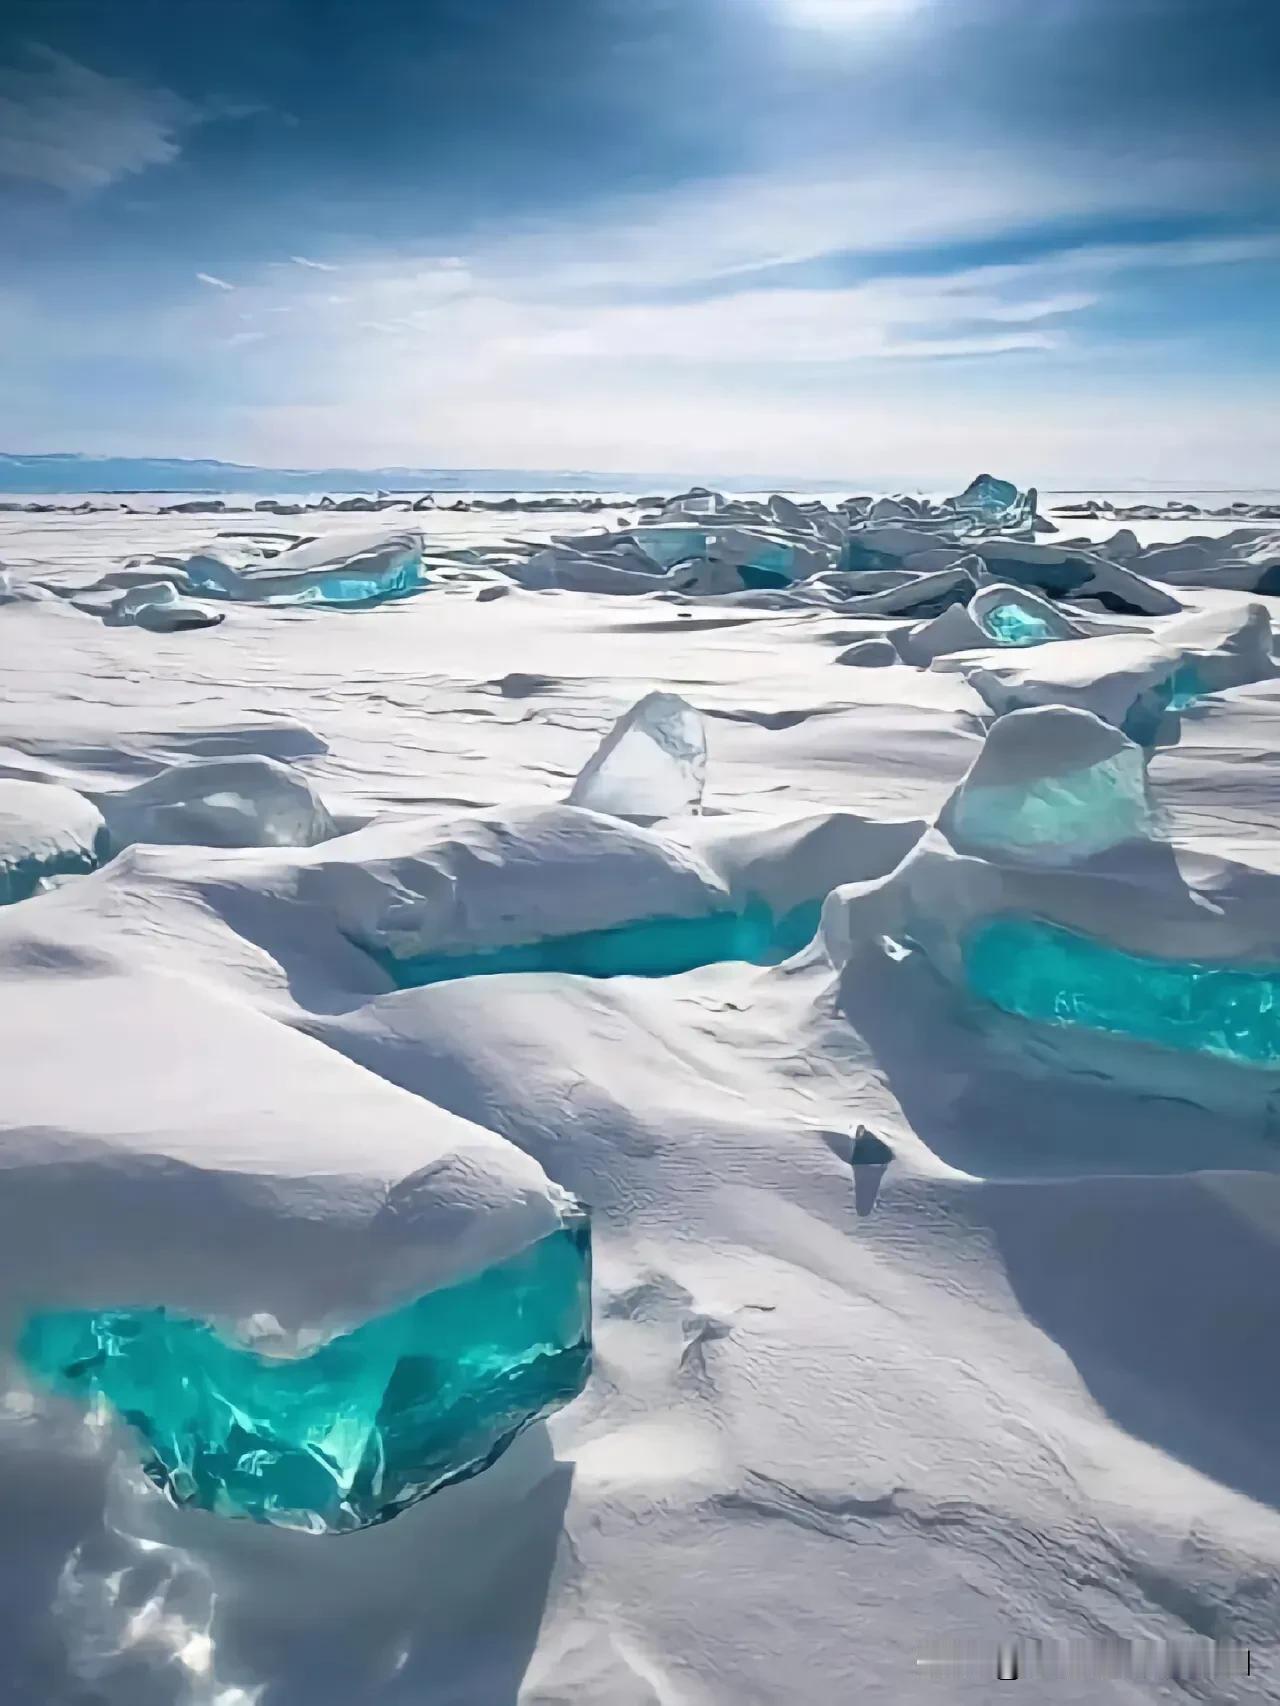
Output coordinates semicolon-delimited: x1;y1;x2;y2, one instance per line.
2;485;1280;1701
0;779;109;904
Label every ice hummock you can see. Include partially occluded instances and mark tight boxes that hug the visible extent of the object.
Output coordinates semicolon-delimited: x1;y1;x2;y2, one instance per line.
22;1212;591;1535
0;779;110;905
939;707;1153;866
183;529;427;606
104;581;225;631
947;473;1037;526
568;691;707;822
93;756;337;849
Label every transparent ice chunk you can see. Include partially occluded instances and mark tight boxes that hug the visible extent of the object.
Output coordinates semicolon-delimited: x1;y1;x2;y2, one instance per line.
0;780;110;905
21;1217;592;1534
97;756;336;849
941;707;1151;866
569;691;707;821
963;916;1280;1067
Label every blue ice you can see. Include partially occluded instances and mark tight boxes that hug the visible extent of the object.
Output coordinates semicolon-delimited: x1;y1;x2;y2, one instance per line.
375;897;822;988
22;1218;592;1534
963;916;1280;1067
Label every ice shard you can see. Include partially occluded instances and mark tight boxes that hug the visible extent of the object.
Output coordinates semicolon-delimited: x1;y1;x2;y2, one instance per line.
569;691;707;822
0;780;110;905
963;916;1280;1068
21;1215;592;1534
95;756;336;849
940;706;1152;866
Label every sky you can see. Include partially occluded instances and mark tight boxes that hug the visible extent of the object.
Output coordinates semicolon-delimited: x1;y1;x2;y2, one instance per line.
0;0;1277;483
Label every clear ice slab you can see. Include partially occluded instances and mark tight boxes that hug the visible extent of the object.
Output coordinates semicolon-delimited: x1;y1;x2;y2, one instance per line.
95;756;336;849
569;691;707;821
941;707;1153;866
21;1218;592;1534
963;916;1280;1068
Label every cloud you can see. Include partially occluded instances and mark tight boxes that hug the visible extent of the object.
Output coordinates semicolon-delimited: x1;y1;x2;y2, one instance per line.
775;0;925;31
290;255;338;271
196;272;236;291
0;45;203;193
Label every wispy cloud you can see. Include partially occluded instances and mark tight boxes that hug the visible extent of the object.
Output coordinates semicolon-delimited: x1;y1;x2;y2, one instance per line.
0;45;201;193
290;254;337;271
196;272;236;291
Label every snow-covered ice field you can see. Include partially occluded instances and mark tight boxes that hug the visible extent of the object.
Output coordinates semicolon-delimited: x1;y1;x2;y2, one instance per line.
2;483;1280;1703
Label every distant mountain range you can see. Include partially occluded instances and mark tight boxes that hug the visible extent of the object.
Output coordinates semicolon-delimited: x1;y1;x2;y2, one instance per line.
0;451;823;497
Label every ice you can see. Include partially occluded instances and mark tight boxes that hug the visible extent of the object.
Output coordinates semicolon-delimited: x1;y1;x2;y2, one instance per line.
0;779;110;904
21;1215;591;1534
969;582;1081;648
9;481;1280;1702
835;636;898;667
569;691;707;822
94;756;336;849
184;529;427;606
103;582;224;632
948;473;1032;523
963;915;1280;1068
377;895;819;988
941;707;1152;865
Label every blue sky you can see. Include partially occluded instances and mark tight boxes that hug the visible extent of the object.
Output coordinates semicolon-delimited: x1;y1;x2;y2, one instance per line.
0;0;1276;481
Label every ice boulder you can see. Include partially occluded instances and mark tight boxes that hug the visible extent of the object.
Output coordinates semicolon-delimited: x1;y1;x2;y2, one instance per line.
0;780;110;904
939;707;1153;866
103;580;224;631
569;692;707;822
968;583;1083;648
835;636;899;667
948;473;1035;524
95;756;337;849
184;529;426;606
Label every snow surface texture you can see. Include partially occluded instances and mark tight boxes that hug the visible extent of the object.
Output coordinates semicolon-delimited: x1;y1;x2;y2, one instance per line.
2;480;1280;1701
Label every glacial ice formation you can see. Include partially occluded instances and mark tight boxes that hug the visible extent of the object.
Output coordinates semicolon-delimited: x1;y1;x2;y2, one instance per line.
962;916;1280;1068
568;691;707;821
947;473;1037;527
969;583;1082;648
184;529;427;606
94;756;337;849
0;779;110;904
939;599;1274;744
103;581;225;631
22;1214;591;1534
940;707;1153;866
